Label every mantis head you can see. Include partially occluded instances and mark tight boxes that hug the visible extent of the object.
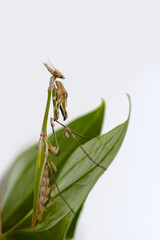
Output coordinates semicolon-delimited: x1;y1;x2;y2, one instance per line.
43;61;65;79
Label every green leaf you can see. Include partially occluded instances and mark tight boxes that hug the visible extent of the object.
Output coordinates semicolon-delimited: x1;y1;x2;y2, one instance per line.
1;96;130;240
1;101;105;233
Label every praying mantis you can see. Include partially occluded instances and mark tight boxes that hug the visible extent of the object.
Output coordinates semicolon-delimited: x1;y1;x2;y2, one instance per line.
31;61;106;228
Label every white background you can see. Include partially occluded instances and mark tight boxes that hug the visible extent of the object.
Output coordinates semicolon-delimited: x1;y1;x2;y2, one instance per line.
0;1;160;239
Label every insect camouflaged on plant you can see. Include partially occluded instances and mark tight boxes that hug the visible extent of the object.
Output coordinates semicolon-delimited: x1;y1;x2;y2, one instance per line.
31;61;106;228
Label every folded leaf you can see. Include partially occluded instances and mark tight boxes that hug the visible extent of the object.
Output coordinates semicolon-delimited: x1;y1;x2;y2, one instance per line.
1;96;131;240
1;101;105;232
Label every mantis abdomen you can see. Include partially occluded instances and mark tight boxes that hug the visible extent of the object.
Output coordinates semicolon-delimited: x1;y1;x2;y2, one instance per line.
37;161;51;222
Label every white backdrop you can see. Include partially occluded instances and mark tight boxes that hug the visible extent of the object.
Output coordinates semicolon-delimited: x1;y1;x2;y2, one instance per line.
0;1;160;239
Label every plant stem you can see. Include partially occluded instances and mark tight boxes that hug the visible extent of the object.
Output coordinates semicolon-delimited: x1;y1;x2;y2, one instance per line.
41;88;51;133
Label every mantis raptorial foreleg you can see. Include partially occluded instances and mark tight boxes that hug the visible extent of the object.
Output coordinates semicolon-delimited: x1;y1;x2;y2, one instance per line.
52;80;68;121
56;81;68;121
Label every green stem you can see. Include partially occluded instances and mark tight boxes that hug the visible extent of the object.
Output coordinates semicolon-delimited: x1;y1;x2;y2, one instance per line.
41;88;51;133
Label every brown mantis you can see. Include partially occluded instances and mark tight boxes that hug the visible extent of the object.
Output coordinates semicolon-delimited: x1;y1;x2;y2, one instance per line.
31;61;106;228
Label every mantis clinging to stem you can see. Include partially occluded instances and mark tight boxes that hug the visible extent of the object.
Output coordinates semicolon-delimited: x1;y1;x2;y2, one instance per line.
31;61;106;228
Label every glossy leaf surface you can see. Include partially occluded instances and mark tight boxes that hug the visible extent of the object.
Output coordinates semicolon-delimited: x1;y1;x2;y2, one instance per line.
0;97;130;240
1;101;105;233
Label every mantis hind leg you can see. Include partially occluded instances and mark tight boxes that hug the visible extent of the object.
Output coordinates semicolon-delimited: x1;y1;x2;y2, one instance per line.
54;119;106;171
47;158;75;215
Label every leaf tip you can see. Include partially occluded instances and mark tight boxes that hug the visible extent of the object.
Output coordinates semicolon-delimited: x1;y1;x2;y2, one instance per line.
100;98;105;108
99;98;106;115
126;93;131;120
